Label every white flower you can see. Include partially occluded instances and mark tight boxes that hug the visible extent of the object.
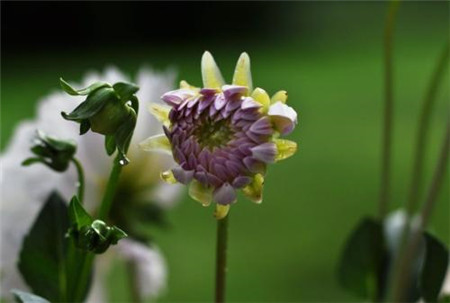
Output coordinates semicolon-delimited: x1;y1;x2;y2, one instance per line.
0;67;183;301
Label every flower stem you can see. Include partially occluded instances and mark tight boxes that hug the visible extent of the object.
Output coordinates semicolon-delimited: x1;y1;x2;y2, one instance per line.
379;0;400;219
127;260;143;303
71;158;85;204
391;120;450;302
98;156;123;220
215;215;229;303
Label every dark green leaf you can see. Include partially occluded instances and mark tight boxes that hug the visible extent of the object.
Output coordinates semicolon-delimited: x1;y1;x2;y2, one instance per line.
109;226;127;244
18;192;70;302
114;111;137;166
113;82;139;102
61;87;116;121
21;158;43;166
80;120;91;135
420;233;449;302
60;77;110;96
105;135;116;156
337;217;385;300
11;289;50;303
68;196;92;229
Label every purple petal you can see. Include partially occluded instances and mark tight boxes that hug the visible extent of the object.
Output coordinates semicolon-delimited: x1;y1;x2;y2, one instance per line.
232;176;252;188
243;156;266;174
222;85;248;99
268;101;298;135
251;142;277;163
200;88;218;96
241;97;262;110
206;173;222;187
213;183;237;205
214;94;227;110
172;167;194;184
162;89;196;107
249;117;273;135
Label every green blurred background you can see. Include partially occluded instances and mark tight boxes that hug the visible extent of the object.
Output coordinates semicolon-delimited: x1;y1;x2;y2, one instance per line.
2;2;449;302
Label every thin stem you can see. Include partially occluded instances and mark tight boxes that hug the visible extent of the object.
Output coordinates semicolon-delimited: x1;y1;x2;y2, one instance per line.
215;215;229;303
72;158;85;204
392;121;450;302
406;41;449;215
98;156;123;220
379;0;400;219
73;253;95;302
127;260;143;303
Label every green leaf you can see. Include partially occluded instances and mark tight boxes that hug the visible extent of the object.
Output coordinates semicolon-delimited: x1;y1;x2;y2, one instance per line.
21;158;43;166
11;289;50;303
113;82;139;102
18;192;93;302
420;233;449;302
61;87;115;121
68;196;92;229
109;226;128;244
18;192;70;302
337;217;386;300
114;110;137;166
105;135;116;156
60;78;110;96
79;120;91;135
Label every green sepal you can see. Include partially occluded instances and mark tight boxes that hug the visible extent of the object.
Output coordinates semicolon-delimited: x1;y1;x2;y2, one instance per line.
61;87;116;121
79;119;91;135
420;232;449;302
22;130;77;172
11;289;50;303
113;82;140;102
105;135;116;156
337;217;386;301
60;78;110;96
68;196;93;229
114;110;137;166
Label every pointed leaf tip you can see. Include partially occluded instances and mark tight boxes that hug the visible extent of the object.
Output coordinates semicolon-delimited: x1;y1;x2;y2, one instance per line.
201;51;225;89
232;52;253;92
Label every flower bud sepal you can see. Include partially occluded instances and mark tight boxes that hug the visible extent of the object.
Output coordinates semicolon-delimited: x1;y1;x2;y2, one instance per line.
67;196;127;254
60;78;139;165
22;130;77;172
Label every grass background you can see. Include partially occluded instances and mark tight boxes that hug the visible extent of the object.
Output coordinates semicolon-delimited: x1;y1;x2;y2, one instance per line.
1;2;449;302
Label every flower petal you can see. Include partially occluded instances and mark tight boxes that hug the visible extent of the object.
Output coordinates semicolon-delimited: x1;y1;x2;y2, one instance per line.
232;176;252;188
214;204;230;220
274;139;297;161
232;52;253;92
189;180;213;207
148;103;171;127
251;142;277;163
268;101;298;135
213;183;237;205
201;51;225;89
251;87;270;113
270;90;288;104
160;170;177;184
222;85;248;99
249;117;273;135
139;134;172;155
172;167;194;184
161;89;196;107
242;174;264;203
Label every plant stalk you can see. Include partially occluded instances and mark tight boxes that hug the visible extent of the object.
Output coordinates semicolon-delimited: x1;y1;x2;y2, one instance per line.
379;0;400;219
72;158;85;204
215;215;229;303
127;260;143;303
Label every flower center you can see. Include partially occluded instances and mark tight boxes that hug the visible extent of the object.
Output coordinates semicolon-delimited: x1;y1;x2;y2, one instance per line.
194;117;234;150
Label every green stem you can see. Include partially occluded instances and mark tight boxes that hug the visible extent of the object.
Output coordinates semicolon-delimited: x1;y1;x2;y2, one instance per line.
127;260;143;303
379;0;400;219
391;121;450;302
215;215;229;303
72;158;85;204
98;156;123;220
406;41;449;215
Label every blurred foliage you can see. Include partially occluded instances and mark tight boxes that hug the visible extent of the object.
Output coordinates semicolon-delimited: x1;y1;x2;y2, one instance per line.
1;2;448;302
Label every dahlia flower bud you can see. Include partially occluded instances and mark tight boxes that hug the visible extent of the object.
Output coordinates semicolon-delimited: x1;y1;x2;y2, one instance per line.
140;52;298;219
22;130;76;172
60;79;139;165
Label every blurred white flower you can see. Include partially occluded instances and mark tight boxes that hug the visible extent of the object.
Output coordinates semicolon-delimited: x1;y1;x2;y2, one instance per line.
0;67;183;301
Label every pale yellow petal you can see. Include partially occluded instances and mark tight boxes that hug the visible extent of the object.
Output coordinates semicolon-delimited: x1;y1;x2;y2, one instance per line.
160;170;177;184
201;51;225;89
139;134;172;154
214;204;230;220
148;103;171;127
232;52;253;92
180;80;200;92
251;88;270;113
189;180;213;207
242;174;264;204
274;139;297;161
271;90;288;104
